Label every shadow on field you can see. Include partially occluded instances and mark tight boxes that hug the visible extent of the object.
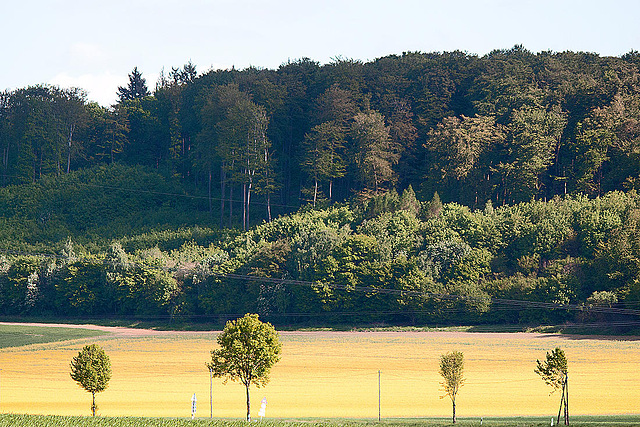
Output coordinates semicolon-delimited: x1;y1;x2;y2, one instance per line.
466;323;640;341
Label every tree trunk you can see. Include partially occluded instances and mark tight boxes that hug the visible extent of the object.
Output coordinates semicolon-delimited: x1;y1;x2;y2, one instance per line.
245;384;251;422
452;398;456;424
246;181;252;230
565;374;569;425
373;166;379;195
208;168;212;214
267;192;272;222
67;123;74;174
229;184;234;228
220;166;226;227
92;391;96;417
243;182;247;231
557;381;565;426
313;178;318;207
67;143;71;174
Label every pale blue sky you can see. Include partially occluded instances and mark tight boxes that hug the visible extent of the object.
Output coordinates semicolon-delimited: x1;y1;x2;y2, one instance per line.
4;0;640;106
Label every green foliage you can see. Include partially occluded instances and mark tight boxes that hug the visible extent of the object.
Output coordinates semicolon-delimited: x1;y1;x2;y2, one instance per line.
439;351;465;398
439;351;465;424
0;163;210;246
208;313;281;387
535;347;569;425
117;67;150;102
5;49;640;219
0;256;43;314
70;344;112;416
586;290;618;307
207;313;281;421
535;347;567;391
2;188;640;327
350;110;399;196
301;121;346;205
7;48;640;329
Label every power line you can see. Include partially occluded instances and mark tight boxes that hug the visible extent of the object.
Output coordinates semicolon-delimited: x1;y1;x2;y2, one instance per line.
3;248;640;321
0;173;301;210
214;272;640;318
73;181;301;209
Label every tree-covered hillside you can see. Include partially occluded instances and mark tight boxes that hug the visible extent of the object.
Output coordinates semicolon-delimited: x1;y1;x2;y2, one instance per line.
2;46;640;327
0;164;217;248
3;47;640;227
2;186;639;327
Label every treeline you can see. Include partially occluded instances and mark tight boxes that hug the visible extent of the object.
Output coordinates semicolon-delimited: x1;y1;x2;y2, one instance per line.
3;46;640;326
2;47;640;228
2;188;639;326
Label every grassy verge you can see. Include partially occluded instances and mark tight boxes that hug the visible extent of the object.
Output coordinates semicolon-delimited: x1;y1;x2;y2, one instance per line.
1;415;640;427
0;324;108;349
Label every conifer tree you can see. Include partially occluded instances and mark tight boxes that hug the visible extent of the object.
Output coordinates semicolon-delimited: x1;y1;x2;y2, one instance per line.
117;67;149;102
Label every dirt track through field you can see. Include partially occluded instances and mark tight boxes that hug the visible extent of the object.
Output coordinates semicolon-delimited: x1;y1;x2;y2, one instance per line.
6;321;635;341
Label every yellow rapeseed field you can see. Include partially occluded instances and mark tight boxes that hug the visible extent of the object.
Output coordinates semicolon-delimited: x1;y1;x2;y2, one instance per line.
0;328;638;419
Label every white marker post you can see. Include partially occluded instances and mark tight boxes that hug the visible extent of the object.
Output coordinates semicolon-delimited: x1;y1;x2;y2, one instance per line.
191;393;197;419
258;397;267;419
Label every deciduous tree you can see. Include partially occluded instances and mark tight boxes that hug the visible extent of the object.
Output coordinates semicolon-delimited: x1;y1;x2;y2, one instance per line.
70;344;112;416
301;121;345;205
207;313;281;421
350;110;399;196
439;350;465;424
535;347;569;425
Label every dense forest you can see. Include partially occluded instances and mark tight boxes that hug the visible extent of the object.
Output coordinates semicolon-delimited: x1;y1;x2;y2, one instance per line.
2;46;640;327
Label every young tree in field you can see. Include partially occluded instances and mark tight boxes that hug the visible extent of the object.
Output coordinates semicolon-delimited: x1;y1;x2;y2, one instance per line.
439;351;465;424
535;347;569;426
207;313;282;421
70;344;112;416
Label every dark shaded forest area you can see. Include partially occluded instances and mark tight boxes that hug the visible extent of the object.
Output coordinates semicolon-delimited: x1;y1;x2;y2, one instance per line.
2;46;640;327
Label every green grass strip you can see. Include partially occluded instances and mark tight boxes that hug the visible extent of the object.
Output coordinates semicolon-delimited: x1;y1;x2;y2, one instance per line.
0;325;108;349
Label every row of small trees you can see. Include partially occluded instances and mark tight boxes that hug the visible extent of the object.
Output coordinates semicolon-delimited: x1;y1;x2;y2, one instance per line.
70;315;569;424
440;348;570;425
70;314;281;421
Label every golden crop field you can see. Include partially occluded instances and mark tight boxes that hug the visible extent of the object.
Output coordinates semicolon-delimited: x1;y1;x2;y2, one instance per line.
0;327;639;419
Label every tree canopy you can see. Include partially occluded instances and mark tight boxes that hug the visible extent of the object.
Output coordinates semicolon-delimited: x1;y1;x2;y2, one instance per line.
207;313;281;421
3;48;640;332
439;351;465;424
117;67;149;102
69;344;112;416
4;49;640;220
535;347;569;425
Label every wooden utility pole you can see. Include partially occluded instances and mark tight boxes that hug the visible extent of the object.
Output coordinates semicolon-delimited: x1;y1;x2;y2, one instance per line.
378;370;381;422
209;366;213;419
565;373;569;426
